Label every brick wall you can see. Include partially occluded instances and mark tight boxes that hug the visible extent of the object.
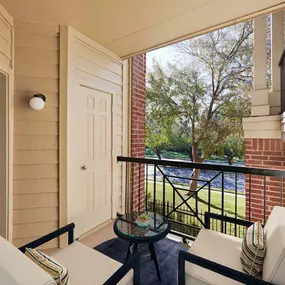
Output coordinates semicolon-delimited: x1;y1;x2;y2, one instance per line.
131;54;146;212
245;138;285;222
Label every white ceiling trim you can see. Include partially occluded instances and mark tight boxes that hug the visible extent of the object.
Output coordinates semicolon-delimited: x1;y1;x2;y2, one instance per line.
106;1;285;59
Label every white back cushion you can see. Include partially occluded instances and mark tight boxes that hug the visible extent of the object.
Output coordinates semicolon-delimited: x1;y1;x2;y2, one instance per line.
0;236;56;285
263;206;285;284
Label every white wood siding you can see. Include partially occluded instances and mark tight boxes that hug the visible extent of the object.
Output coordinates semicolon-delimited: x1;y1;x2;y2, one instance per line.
13;21;59;248
0;8;13;68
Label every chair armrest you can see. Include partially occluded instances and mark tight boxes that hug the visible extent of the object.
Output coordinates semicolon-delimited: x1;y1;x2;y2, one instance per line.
205;212;253;229
103;254;140;285
178;251;272;285
19;223;75;253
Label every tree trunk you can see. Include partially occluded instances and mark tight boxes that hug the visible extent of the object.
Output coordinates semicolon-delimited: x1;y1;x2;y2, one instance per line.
225;149;233;165
227;157;233;165
188;144;203;195
156;149;162;159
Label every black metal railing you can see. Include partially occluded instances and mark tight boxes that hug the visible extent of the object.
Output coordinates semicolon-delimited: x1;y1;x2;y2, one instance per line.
118;156;285;240
146;200;248;239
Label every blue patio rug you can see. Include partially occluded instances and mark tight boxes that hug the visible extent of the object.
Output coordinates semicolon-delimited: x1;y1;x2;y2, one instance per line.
95;238;187;285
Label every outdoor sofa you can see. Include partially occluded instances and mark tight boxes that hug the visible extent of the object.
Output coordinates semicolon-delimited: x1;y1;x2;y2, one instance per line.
178;206;285;285
0;223;140;285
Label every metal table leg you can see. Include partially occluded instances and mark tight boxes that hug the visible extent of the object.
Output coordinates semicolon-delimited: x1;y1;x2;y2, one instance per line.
149;242;161;281
125;242;133;263
133;243;138;254
148;244;154;260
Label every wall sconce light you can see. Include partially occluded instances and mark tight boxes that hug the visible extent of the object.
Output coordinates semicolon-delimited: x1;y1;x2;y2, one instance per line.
29;94;46;111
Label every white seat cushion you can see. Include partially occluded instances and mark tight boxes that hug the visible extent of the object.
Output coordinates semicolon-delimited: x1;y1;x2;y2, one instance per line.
263;206;285;284
185;229;244;285
0;236;56;285
50;241;133;285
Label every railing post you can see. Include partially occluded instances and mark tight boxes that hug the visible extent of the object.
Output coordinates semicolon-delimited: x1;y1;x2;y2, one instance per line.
195;192;198;216
221;172;225;233
125;162;128;213
208;182;211;214
249;174;252;222
131;162;134;212
146;163;149;209
264;176;267;224
281;178;283;207
153;164;156;214
173;186;176;211
235;173;238;237
163;176;166;217
138;163;141;212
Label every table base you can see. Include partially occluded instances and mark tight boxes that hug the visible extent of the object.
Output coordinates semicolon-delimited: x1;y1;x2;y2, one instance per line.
125;242;161;281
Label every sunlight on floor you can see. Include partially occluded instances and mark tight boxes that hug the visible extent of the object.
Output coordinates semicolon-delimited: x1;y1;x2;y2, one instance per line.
79;222;116;249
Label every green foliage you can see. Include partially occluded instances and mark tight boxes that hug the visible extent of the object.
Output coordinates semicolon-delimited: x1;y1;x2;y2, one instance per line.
167;119;193;159
146;104;174;159
146;21;253;164
217;134;245;165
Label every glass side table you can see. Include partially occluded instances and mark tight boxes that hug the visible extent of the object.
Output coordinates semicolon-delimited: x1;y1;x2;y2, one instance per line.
114;212;170;281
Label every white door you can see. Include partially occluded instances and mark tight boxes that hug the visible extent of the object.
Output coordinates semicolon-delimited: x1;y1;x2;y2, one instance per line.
68;85;112;237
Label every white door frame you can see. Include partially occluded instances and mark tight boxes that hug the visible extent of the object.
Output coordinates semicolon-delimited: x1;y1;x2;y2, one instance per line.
59;25;119;246
0;62;13;241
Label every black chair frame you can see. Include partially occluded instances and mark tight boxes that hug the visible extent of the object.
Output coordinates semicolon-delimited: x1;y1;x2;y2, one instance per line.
19;223;140;285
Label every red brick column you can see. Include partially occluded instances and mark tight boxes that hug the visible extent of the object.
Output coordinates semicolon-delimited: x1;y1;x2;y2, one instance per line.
245;139;285;222
131;54;146;212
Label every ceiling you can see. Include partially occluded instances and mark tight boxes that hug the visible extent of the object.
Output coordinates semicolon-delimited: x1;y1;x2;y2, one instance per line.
2;0;285;58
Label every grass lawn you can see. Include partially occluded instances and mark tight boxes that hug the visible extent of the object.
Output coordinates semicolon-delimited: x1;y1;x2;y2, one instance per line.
145;149;190;159
146;181;245;219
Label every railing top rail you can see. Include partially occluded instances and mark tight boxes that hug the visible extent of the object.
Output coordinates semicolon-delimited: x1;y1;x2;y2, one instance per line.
117;156;285;178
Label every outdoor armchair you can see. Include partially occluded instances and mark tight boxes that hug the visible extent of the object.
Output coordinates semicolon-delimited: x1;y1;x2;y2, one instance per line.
178;206;285;285
0;223;139;285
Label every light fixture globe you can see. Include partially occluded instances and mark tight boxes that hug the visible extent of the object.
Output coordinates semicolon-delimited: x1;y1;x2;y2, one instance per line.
29;94;46;111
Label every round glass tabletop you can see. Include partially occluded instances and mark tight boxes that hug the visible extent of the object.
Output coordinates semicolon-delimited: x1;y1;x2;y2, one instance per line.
114;212;170;243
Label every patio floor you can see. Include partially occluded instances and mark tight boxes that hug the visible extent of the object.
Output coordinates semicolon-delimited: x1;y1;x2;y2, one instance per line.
80;221;116;248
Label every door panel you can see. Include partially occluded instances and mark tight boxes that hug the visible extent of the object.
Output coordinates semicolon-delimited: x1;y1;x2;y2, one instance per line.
68;85;112;238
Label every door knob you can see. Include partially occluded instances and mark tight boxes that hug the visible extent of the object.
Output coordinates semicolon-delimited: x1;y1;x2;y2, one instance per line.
81;165;88;171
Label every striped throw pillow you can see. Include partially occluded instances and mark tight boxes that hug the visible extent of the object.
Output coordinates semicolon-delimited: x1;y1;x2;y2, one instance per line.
25;248;69;285
240;222;266;276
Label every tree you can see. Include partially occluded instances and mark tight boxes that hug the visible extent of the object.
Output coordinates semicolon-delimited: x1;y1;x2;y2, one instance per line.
216;96;251;164
146;83;175;159
218;134;246;165
147;21;253;191
146;111;172;159
168;118;193;160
